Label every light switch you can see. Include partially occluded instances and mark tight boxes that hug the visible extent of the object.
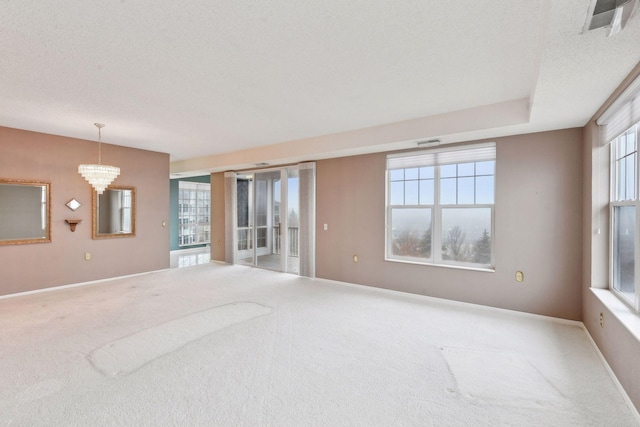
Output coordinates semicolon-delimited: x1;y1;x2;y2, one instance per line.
324;224;328;231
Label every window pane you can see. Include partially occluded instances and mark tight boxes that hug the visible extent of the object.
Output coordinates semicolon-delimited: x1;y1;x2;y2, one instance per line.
256;227;267;248
476;176;495;204
390;169;404;181
458;177;474;204
405;180;419;205
441;164;456;178
420;166;434;179
405;168;419;180
237;180;250;228
390;208;432;259
440;178;456;204
629;127;637;152
256;181;268;227
458;163;474;176
625;153;636;200
613;206;636;302
274;180;281;202
476;161;495;175
390;182;404;205
626;131;636;156
419;179;434;205
179;182;211;246
441;208;492;265
274;178;281;223
619;132;628;156
617;157;626;201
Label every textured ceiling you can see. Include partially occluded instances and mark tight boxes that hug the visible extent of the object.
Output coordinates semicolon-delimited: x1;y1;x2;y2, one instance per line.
1;1;640;172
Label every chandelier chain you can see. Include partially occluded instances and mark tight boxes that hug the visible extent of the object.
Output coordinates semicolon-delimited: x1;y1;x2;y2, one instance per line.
98;125;101;165
95;122;105;165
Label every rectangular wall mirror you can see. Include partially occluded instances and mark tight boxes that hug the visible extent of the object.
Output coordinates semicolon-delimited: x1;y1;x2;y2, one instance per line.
92;186;136;239
0;179;51;245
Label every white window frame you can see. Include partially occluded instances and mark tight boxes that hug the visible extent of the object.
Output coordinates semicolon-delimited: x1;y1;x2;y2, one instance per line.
385;142;496;271
609;124;640;313
178;181;211;247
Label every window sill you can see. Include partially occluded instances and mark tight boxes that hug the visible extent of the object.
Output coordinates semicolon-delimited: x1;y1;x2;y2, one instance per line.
385;257;495;273
591;288;640;343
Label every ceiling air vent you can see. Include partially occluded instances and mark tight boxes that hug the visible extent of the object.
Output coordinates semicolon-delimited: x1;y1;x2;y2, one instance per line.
584;0;639;36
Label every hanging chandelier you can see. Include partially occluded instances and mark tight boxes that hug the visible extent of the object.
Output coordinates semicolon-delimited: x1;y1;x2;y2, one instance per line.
78;123;120;194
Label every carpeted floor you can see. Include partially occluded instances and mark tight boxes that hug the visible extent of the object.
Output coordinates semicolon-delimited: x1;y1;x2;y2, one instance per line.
1;263;638;426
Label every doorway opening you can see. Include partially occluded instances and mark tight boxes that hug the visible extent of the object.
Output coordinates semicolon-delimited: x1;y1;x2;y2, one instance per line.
236;167;300;274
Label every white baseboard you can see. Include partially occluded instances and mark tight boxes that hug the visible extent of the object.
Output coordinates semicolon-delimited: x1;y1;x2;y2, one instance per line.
313;276;584;327
582;325;640;424
0;269;169;301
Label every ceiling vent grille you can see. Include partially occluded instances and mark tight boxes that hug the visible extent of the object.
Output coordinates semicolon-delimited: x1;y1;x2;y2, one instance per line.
584;0;639;36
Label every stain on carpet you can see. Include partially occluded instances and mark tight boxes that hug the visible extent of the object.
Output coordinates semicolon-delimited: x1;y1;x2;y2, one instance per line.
441;346;565;407
87;302;273;377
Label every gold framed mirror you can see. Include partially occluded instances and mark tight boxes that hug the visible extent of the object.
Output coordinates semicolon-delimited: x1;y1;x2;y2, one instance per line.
92;186;136;239
0;179;51;245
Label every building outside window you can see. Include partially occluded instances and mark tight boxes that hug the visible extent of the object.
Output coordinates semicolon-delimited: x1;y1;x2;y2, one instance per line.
178;181;211;247
386;142;495;269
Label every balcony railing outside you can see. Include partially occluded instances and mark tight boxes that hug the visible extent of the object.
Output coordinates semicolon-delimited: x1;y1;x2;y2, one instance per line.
237;226;299;257
274;225;299;257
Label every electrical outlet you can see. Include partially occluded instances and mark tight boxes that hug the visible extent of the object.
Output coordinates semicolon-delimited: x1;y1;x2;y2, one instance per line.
515;271;524;282
324;224;328;231
600;312;604;328
84;252;91;261
353;255;358;263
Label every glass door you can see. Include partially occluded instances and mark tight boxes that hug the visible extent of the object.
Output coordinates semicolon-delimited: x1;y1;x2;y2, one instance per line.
286;168;300;274
232;164;313;276
236;175;254;266
235;167;302;273
255;171;282;270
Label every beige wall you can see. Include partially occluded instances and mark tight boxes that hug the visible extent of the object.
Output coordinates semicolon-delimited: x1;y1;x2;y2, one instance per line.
583;62;640;412
316;128;584;320
0;126;170;296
